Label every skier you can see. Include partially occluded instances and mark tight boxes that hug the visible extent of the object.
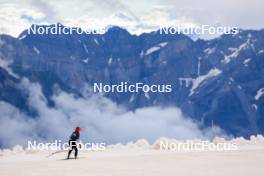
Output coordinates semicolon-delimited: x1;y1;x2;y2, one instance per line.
67;127;81;159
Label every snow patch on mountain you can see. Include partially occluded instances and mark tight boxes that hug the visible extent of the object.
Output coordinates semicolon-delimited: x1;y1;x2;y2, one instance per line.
83;44;89;54
223;40;250;64
258;49;264;54
140;50;144;58
145;42;168;56
94;39;99;45
255;88;264;100
204;47;216;55
159;42;168;47
108;58;113;65
252;104;258;111
189;68;222;95
179;68;222;95
33;46;40;54
82;58;89;64
243;58;251;66
18;34;27;40
145;46;160;55
129;94;135;103
144;92;150;100
197;57;202;76
228;48;237;52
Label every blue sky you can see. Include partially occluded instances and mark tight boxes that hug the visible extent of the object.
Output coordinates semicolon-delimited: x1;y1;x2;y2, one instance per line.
0;0;263;37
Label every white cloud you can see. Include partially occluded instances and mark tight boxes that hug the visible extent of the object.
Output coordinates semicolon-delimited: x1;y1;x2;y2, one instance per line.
161;0;264;29
30;0;58;22
1;0;263;37
0;101;37;147
0;78;226;148
0;4;46;37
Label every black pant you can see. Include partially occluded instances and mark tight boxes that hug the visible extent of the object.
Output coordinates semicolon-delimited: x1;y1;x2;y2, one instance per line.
68;141;78;159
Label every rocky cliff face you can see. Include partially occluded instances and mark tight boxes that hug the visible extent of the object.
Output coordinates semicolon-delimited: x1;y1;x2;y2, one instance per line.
0;24;264;137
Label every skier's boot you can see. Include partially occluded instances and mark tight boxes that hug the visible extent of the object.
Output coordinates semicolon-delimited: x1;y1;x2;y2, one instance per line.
67;150;71;159
74;152;78;159
74;153;77;159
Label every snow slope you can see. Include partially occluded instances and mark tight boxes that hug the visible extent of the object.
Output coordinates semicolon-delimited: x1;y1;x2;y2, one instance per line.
1;136;264;176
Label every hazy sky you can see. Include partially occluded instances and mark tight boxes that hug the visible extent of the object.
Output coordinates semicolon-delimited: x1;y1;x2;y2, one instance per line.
0;0;263;36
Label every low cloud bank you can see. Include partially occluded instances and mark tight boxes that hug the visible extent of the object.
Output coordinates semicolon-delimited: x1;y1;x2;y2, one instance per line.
0;79;226;148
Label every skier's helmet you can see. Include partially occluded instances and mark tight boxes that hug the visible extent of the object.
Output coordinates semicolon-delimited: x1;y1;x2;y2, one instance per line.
75;127;81;133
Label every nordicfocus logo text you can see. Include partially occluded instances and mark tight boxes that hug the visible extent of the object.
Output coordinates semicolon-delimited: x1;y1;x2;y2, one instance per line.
159;25;239;35
93;82;172;93
27;23;106;35
27;140;106;151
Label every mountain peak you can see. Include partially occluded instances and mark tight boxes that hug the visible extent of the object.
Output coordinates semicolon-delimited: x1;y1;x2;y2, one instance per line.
106;26;131;35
